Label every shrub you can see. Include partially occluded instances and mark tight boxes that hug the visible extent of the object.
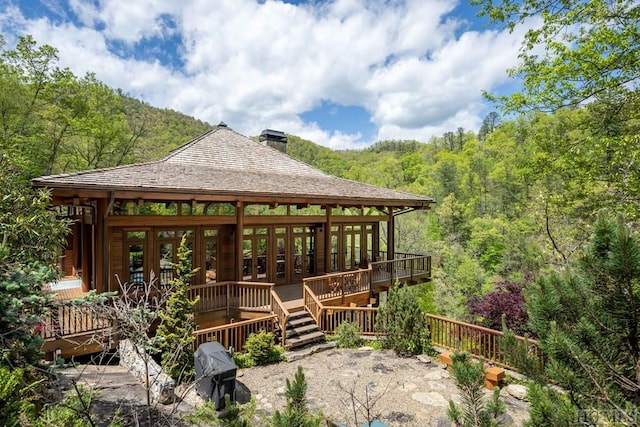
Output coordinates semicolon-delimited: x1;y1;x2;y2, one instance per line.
374;284;431;356
0;364;36;426
334;320;363;348
232;352;256;369
467;274;531;336
243;330;283;366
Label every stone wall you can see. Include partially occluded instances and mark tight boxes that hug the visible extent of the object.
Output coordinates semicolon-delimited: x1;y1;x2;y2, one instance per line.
119;339;175;404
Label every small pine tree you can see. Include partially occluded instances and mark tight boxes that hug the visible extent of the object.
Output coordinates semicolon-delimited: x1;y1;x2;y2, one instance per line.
271;366;323;427
374;283;431;356
155;235;199;382
446;352;505;427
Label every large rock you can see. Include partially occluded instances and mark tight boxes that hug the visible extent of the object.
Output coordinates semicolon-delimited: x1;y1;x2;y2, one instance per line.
119;339;175;404
506;384;528;401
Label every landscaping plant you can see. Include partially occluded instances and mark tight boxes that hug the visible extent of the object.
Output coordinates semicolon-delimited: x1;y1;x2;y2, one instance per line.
374;284;431;356
334;320;363;348
243;330;284;366
156;235;199;382
271;366;324;427
446;352;505;427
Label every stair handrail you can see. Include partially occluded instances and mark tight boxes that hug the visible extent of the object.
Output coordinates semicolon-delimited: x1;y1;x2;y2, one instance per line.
270;289;290;347
303;284;326;330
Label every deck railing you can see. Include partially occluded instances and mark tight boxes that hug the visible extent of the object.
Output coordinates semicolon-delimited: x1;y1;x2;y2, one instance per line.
231;282;273;312
370;255;431;285
426;313;540;369
192;315;277;352
188;282;229;314
40;281;275;341
302;284;377;335
303;269;370;302
40;302;111;339
322;306;378;335
270;289;290;347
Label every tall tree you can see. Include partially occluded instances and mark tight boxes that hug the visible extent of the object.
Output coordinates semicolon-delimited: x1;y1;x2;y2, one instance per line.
0;159;69;368
525;212;640;423
475;0;640;111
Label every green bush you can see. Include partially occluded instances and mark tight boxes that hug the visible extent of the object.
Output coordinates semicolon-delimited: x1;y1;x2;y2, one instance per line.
0;364;36;426
232;352;256;369
243;330;284;365
374;284;431;356
334;320;363;348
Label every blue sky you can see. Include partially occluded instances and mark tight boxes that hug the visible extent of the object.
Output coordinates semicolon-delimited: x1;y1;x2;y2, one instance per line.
0;0;529;149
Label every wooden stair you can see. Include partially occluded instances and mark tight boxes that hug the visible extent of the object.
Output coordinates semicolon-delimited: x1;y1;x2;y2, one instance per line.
283;309;325;349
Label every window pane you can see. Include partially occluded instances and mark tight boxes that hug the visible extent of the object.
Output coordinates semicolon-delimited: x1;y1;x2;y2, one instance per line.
159;243;174;286
129;244;144;285
205;241;217;283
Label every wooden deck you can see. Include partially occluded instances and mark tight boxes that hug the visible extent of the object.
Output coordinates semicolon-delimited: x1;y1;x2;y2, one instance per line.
40;255;432;359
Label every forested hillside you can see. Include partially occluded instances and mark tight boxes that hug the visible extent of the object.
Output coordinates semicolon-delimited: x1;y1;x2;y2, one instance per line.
3;34;640;323
0;35;211;178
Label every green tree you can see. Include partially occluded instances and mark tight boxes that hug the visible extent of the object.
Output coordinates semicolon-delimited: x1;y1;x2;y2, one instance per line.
375;284;431;356
524;212;640;423
476;0;640;112
0;159;69;368
156;235;199;382
271;366;323;427
447;352;505;427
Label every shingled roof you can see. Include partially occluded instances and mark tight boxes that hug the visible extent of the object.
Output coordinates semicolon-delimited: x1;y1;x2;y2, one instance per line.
33;125;433;208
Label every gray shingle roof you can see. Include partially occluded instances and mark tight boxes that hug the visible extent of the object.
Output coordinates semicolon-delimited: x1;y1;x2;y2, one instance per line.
33;126;433;208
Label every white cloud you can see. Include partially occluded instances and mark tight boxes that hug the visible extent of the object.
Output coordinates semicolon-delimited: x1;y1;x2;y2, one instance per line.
0;0;528;148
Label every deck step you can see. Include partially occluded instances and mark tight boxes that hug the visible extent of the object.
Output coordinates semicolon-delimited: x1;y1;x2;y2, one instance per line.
280;309;325;350
285;323;319;338
288;316;315;328
287;310;309;319
285;331;325;349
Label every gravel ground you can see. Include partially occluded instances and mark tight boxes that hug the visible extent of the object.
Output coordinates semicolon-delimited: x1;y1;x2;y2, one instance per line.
60;346;530;426
234;346;530;426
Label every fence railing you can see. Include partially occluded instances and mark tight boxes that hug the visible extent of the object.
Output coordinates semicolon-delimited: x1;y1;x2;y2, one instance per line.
192;315;277;352
426;313;540;369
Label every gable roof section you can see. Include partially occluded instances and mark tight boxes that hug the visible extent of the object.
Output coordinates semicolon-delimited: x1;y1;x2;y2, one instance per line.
33;126;433;208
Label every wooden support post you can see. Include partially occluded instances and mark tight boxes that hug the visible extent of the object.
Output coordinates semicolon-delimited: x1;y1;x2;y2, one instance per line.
325;205;332;273
236;201;244;281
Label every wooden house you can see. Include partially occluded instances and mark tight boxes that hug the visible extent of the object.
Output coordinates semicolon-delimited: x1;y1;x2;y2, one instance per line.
34;124;434;356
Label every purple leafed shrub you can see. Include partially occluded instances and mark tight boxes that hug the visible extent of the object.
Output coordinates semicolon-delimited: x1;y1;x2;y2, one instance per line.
467;274;531;336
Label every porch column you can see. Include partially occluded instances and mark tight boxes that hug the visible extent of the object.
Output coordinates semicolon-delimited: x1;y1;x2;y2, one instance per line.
235;201;244;281
324;205;332;273
96;198;108;294
387;208;395;261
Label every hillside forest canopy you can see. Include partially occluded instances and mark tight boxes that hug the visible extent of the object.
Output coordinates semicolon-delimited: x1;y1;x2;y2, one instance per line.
1;2;640;421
